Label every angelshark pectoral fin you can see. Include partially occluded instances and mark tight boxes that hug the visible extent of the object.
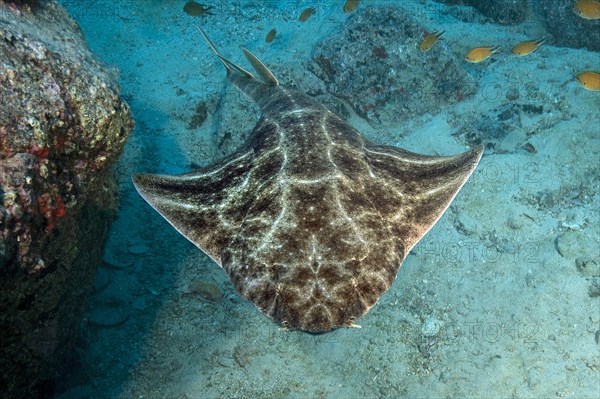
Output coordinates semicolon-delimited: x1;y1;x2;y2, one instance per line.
132;149;254;265
369;143;483;255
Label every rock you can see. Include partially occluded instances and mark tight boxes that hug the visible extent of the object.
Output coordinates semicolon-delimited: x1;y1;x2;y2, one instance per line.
455;212;481;236
588;278;600;298
555;230;596;259
421;316;443;337
576;257;600;277
0;1;132;397
185;279;223;302
507;215;524;230
308;6;476;129
216;355;235;368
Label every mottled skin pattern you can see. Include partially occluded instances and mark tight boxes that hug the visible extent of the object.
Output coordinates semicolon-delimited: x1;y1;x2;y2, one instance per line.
133;54;483;333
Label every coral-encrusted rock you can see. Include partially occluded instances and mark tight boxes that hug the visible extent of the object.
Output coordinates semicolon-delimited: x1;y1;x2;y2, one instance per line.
0;1;132;397
308;6;476;129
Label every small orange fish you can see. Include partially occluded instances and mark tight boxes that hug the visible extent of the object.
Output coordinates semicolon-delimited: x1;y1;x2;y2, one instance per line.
419;31;444;52
343;0;360;13
265;28;276;43
465;46;502;63
573;0;600;19
299;7;316;22
511;38;546;56
575;71;600;91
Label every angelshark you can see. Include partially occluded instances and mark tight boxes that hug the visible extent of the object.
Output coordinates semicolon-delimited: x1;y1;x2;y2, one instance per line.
133;29;483;333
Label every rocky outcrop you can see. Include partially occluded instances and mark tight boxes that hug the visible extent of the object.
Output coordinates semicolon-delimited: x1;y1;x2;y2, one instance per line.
0;1;132;397
308;6;476;129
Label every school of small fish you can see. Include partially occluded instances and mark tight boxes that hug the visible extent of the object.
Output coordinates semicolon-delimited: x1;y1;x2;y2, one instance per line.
182;0;597;91
405;0;594;91
260;2;359;43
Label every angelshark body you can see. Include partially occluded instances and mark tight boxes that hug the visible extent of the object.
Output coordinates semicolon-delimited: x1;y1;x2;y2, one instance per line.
133;29;483;333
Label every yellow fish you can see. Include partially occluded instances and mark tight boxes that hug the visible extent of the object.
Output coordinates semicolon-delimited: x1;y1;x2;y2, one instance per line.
299;7;316;22
265;28;276;44
419;31;444;52
575;71;600;91
573;0;600;19
511;38;546;56
465;46;502;63
343;0;360;13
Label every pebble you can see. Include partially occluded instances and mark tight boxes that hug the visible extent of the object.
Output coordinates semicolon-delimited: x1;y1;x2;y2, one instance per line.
421;316;443;337
216;356;235;368
555;230;595;259
87;297;130;327
575;256;600;277
588;278;600;298
455;212;480;236
505;87;519;101
576;257;600;277
506;213;526;230
186;280;222;302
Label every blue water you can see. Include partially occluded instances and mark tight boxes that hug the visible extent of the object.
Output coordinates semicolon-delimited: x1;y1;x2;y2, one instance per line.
56;1;599;398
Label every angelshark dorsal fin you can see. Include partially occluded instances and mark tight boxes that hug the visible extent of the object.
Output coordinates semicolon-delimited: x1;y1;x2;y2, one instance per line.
241;47;279;86
197;27;255;79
